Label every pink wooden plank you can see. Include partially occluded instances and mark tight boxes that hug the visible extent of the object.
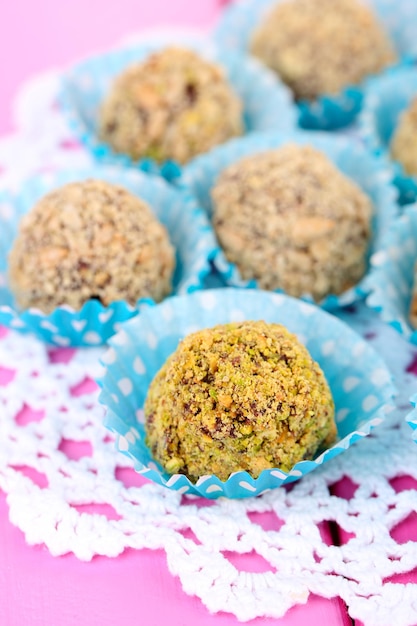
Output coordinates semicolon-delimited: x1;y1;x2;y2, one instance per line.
0;489;349;626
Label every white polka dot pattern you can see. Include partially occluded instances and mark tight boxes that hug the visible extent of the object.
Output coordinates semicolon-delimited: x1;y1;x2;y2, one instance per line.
0;166;216;346
99;288;395;499
181;130;398;311
367;205;417;343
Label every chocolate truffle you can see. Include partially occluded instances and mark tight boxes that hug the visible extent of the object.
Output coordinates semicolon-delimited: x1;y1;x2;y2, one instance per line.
391;97;417;177
99;46;243;164
145;320;336;482
211;144;373;302
8;179;175;312
250;0;396;100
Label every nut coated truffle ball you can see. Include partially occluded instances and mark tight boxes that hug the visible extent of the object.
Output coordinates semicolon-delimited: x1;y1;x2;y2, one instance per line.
145;321;336;482
391;98;417;177
99;46;243;164
9;179;175;313
211;144;373;302
250;0;396;100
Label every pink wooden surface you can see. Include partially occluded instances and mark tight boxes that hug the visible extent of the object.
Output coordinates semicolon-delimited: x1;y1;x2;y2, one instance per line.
0;488;350;626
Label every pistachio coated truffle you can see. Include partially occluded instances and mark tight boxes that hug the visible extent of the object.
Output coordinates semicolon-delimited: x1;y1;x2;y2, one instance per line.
9;179;175;312
145;320;336;482
391;98;417;177
250;0;396;100
99;46;243;164
211;144;373;302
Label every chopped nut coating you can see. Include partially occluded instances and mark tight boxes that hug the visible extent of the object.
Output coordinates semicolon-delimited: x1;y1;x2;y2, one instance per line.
9;179;175;312
145;321;336;482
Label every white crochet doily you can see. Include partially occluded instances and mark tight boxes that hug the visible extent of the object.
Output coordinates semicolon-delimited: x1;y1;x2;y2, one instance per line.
1;54;417;626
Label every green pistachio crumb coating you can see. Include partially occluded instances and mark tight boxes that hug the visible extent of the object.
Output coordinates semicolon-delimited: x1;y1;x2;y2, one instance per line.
145;321;336;482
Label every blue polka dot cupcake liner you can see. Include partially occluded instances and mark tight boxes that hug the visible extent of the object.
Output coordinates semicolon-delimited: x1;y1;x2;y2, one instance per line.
406;394;417;445
0;166;217;347
213;0;417;130
59;36;296;182
359;64;417;205
97;287;396;500
366;205;417;343
181;129;398;311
